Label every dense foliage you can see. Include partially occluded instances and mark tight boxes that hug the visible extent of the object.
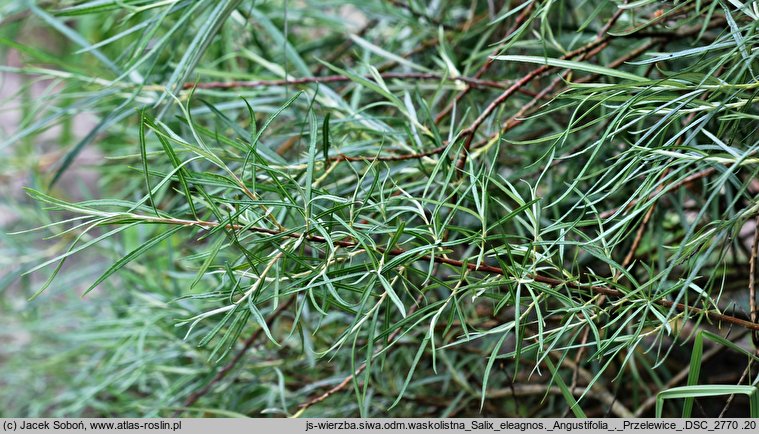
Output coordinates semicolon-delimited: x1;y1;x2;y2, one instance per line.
2;0;759;418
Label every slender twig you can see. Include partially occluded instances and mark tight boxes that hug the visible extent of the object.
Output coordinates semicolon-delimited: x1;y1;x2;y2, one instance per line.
139;214;759;331
183;72;513;91
452;5;628;172
454;35;615;172
468;16;726;154
483;383;633;417
718;359;753;417
313;19;378;76
599;168;717;219
178;298;295;414
632;329;748;416
434;1;537;124
225;24;669;166
617;94;705;268
750;214;759;347
568;324;592;410
294;293;425;415
522;328;633;417
464;38;662;153
622;173;667;268
384;0;450;29
374;11;494;73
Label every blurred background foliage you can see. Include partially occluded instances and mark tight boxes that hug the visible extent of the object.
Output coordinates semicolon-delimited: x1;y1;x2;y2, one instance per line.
1;0;759;418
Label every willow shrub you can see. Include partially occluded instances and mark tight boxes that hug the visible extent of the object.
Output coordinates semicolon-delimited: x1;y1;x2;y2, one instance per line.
2;0;759;418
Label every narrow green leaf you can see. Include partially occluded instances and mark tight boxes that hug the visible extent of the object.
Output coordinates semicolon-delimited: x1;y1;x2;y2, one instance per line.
492;55;647;82
83;225;184;296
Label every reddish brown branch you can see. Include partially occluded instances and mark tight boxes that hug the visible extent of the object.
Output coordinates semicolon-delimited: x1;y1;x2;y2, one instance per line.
410;38;661;156
621;169;669;268
453;31;620;172
158;216;759;331
178;298;295;413
599;168;717;219
434;1;537;124
450;5;627;172
296;294;425;413
472;17;726;152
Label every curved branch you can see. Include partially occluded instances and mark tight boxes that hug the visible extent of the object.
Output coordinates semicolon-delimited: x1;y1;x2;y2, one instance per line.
144;215;759;332
184;72;519;92
178;298;295;414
